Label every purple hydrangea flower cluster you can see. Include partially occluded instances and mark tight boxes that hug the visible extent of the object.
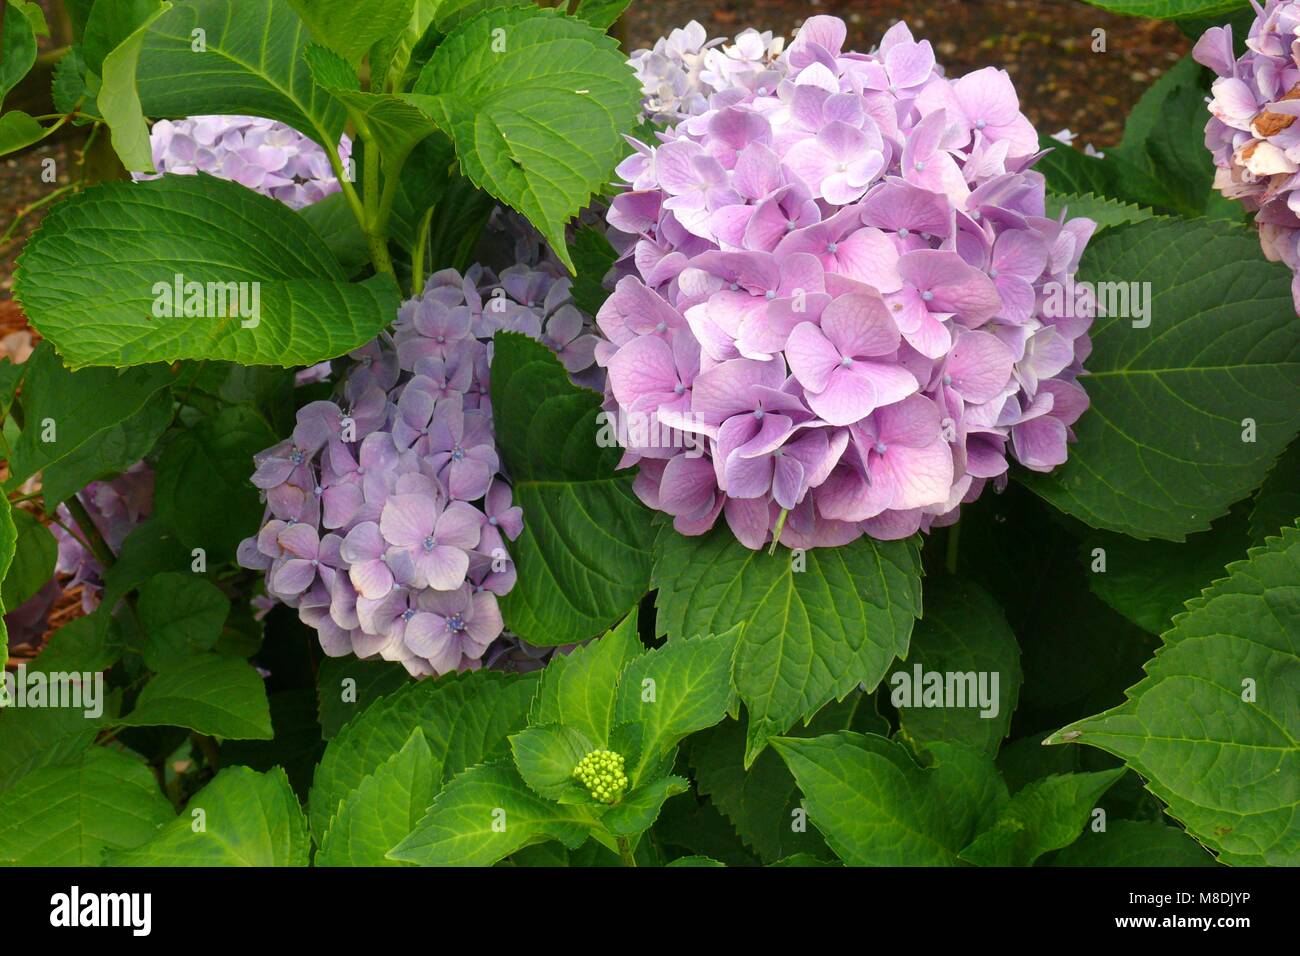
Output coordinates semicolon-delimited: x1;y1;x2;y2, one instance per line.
629;20;787;124
237;266;596;676
1195;1;1300;311
52;463;155;612
134;115;352;210
599;16;1096;550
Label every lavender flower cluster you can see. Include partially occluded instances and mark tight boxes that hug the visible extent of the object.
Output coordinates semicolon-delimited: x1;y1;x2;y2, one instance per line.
133;115;352;210
53;463;155;613
629;20;787;124
599;16;1096;550
1195;0;1300;312
237;267;596;676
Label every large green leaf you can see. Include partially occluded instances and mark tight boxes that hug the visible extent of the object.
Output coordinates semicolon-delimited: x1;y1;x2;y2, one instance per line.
0;507;54;614
958;769;1126;866
893;577;1021;756
1076;0;1250;18
613;629;740;785
1047;523;1300;865
153;403;278;564
1249;441;1300;546
4;342;175;489
136;572;231;670
287;0;414;67
1048;819;1218;866
317;728;434;866
0;747;174;865
117;653;273;739
1021;218;1300;541
489;333;655;646
15;176;399;369
386;759;596;866
99;0;345;170
107;766;309;865
0;493;15;670
1044;192;1156;233
0;0;38;109
689;693;887;864
0;703;108;792
1083;504;1251;634
405;6;640;271
770;732;1007;866
315;655;410;740
652;524;922;766
308;669;537;839
527;610;644;745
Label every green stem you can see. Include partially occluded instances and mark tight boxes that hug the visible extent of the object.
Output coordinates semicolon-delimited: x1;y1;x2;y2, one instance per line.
65;493;115;568
945;522;961;575
0;178;79;245
322;127;366;236
361;142;395;277
411;204;435;296
768;508;789;556
616;836;637;867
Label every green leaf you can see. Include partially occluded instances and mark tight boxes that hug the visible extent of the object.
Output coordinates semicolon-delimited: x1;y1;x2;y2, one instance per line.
317;728;434;866
510;724;593;800
613;628;741;785
568;224;617;316
15;176;400;369
83;0;166;75
154;403;279;563
1;507;55;613
1075;0;1249;19
1048;819;1218;866
1047;523;1300;866
136;572;230;670
528;610;644;745
219;688;323;798
101;519;192;609
1044;192;1156;233
0;0;38;109
489;333;655;645
405;6;640;272
652;524;922;765
304;43;438;170
98;0;345;171
107;766;309;865
387;759;596;866
298;192;369;276
689;693;887;863
4;342;175;489
0;493;15;669
287;0;415;67
893;577;1022;756
34;610;123;675
1083;504;1251;634
0;703;108;792
315;654;410;739
0;747;174;865
959;769;1125;866
572;0;632;30
770;732;1007;866
1249;441;1300;547
309;669;537;839
0;110;51;157
602;775;689;837
118;653;273;739
1020;218;1300;541
40;390;174;508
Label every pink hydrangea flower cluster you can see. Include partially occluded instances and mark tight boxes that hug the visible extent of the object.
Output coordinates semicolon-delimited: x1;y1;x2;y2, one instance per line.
1195;1;1300;311
598;16;1096;549
134;115;352;209
237;267;595;676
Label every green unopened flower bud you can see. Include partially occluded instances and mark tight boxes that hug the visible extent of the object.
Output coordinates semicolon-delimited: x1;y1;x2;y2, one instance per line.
572;749;628;804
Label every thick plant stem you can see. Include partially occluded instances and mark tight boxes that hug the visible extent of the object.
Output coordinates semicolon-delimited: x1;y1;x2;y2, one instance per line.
362;145;395;278
65;493;115;568
616;836;637;867
411;205;435;296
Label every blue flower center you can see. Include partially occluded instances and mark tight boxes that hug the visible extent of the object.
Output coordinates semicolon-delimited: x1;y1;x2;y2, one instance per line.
451;445;466;462
447;614;466;633
290;448;306;466
920;290;934;302
488;515;499;526
402;608;416;622
729;283;740;291
942;374;953;386
874;441;888;455
988;268;999;279
898;228;910;238
765;290;776;300
674;383;685;395
975;119;987;130
826;242;838;253
914;161;926;171
753;408;765;420
422;535;436;552
840;356;853;367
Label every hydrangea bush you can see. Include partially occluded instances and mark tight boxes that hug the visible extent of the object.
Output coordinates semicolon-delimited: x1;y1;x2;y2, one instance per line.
0;0;1296;874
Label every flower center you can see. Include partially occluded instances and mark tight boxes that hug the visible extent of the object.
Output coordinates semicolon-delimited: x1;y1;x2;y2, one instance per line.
674;383;685;395
942;374;953;386
914;161;926;171
655;321;667;333
826;241;838;253
898;228;910;238
975;119;987;130
874;441;888;454
451;445;466;461
289;447;306;466
920;290;934;302
447;614;466;633
765;290;776;300
488;515;499;526
840;356;854;367
988;268;999;279
402;608;416;622
422;535;436;552
753;408;765;420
